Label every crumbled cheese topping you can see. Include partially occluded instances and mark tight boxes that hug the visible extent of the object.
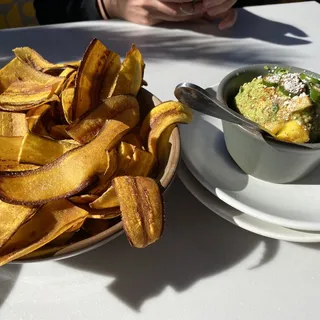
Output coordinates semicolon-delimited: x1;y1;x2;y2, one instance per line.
280;73;305;95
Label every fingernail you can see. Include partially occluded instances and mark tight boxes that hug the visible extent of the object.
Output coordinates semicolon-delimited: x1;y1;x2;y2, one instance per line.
179;4;194;15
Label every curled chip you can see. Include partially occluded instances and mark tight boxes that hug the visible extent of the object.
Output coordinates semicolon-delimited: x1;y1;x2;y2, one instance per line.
72;39;120;120
18;132;80;165
0;112;28;136
0;120;129;205
140;101;193;156
0;136;23;164
0;199;88;266
66;95;139;144
0;201;38;247
26;103;51;136
113;176;163;248
0;81;59;111
111;44;145;97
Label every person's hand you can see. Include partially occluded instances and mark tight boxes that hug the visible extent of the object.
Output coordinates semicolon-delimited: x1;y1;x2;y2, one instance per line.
102;0;206;26
203;0;238;30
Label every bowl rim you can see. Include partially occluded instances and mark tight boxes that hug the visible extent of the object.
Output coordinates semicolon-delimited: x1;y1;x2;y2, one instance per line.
216;63;320;152
11;88;181;264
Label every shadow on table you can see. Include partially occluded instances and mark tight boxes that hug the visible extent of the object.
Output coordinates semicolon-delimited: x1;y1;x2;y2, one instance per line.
0;13;304;68
161;9;311;46
0;264;21;308
60;178;279;311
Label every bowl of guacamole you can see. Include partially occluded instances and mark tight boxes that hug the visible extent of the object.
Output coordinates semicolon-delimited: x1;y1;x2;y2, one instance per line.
216;64;320;183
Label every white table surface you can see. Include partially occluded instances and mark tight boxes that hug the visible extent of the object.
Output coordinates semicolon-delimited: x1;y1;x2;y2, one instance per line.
1;2;320;319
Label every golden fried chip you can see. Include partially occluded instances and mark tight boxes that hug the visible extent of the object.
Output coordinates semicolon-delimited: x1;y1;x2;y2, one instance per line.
0;201;38;247
90;145;154;209
113;176;163;248
0;136;23;163
61;87;74;124
0;81;59;111
89;186;118;209
157;124;175;168
0;58;61;92
140;101;192;156
0;199;88;266
111;44;145;97
49;125;71;140
13;47;80;74
69;194;99;204
66;95;139;144
122;131;143;149
72;39;119;120
0;112;28;136
18;132;80;165
26;103;51;136
0;163;39;172
88;148;118;195
86;207;121;220
100;53;121;100
0;120;129;205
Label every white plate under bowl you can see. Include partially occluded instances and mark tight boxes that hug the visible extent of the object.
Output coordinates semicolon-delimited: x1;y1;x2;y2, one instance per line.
180;85;320;231
178;160;320;242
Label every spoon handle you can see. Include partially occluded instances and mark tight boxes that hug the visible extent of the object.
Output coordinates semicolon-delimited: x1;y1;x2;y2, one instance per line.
174;82;259;130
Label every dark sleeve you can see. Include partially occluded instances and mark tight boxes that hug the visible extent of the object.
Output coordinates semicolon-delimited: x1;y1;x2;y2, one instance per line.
34;0;103;25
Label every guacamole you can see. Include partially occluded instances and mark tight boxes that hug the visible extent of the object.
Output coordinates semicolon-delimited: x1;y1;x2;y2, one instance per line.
234;67;320;143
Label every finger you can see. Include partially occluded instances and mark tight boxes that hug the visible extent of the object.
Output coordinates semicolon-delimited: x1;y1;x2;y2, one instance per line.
203;0;228;7
155;12;204;22
154;0;205;17
206;0;237;16
218;8;237;29
160;0;194;3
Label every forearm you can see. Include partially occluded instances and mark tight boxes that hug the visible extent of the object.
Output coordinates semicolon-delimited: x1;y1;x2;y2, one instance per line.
34;0;103;25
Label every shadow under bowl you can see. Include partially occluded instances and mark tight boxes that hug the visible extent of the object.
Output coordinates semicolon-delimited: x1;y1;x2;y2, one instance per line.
11;88;181;264
216;64;320;184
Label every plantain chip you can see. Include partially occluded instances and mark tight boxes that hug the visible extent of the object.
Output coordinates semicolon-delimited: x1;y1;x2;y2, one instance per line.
0;163;39;172
113;176;163;248
0;112;28;136
0;201;38;247
90;145;154;209
61;87;74;124
0;120;129;205
69;194;99;204
86;207;121;220
0;199;88;266
13;47;80;75
0;136;23;164
122;131;143;149
100;53;121;100
82;219;110;236
0;58;62;93
72;39;120;120
88;148;118;195
111;44;145;97
18;132;80;165
140;101;192;156
66;95;139;144
89;187;118;210
0;81;59;111
157;124;176;169
26;103;51;136
50;125;71;140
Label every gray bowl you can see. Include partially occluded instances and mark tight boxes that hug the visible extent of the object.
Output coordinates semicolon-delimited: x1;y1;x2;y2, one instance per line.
217;64;320;184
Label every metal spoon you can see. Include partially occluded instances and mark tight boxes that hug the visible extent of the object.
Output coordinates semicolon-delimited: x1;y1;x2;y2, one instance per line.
174;82;316;150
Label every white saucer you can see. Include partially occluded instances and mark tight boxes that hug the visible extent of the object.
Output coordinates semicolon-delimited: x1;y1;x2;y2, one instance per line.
178;160;320;242
180;85;320;231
